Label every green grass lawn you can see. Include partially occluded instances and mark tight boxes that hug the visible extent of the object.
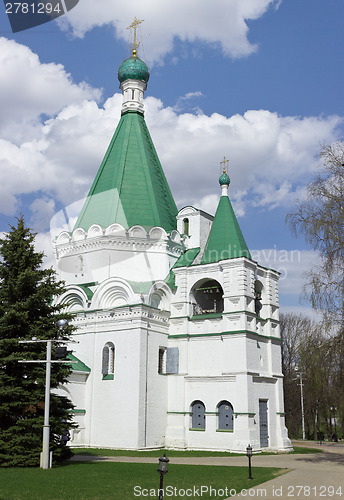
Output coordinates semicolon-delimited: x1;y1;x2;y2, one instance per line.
0;462;286;500
71;445;321;457
290;446;322;454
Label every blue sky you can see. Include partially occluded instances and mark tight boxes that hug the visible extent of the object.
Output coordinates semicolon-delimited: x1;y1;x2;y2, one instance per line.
0;0;343;315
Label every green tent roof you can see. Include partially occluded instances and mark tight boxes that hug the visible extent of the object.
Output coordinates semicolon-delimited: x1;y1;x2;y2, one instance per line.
74;110;178;233
201;195;251;264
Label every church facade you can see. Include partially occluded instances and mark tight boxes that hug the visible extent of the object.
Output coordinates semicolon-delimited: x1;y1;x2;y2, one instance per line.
54;50;291;452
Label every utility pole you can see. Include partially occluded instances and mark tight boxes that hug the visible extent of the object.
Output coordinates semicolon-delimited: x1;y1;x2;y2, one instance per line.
19;320;76;469
299;370;305;440
294;365;305;440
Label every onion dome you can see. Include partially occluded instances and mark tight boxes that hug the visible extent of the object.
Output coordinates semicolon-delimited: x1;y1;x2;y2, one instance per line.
219;172;230;185
118;55;150;84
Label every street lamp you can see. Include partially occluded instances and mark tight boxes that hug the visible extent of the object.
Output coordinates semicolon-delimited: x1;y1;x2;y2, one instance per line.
41;319;70;469
295;365;305;440
56;319;68;332
18;319;73;469
157;453;169;500
246;445;253;480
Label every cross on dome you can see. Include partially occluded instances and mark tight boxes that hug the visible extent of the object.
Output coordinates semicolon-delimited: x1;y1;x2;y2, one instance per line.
220;156;229;174
126;17;144;57
219;157;230;189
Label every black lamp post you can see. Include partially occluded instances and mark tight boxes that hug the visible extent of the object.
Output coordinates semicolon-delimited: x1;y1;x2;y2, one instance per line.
157;453;169;500
246;444;253;480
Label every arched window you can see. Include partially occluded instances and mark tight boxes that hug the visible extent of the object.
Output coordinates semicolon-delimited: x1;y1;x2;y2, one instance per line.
217;401;234;431
192;279;224;315
183;218;189;236
191;400;206;429
102;342;115;379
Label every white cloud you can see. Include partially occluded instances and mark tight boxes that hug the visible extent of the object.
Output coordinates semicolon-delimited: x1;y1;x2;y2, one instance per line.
252;248;320;297
58;0;281;62
173;91;204;112
0;38;342;233
144;103;342;211
0;91;342;223
0;37;101;143
279;305;323;321
34;231;56;270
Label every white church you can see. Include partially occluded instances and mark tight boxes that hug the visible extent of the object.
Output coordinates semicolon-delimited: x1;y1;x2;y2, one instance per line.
54;42;291;452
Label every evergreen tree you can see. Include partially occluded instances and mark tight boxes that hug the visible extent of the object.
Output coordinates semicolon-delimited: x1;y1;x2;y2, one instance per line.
0;216;75;467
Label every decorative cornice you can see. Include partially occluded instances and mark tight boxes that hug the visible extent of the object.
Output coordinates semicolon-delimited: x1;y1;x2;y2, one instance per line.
169;330;282;342
68;303;170;325
54;224;185;259
185;376;236;382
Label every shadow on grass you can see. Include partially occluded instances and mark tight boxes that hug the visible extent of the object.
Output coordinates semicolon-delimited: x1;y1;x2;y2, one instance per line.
294;452;344;465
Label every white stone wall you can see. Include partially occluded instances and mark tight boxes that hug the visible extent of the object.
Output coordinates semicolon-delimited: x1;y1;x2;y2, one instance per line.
176;207;213;251
54;224;184;287
166;253;291;451
55;218;291;452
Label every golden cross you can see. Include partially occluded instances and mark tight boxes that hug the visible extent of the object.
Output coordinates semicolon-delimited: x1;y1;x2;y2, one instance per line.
126;17;144;56
220;157;229;174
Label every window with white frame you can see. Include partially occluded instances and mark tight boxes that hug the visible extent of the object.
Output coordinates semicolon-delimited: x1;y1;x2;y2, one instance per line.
217;401;234;431
102;342;115;379
191;400;206;429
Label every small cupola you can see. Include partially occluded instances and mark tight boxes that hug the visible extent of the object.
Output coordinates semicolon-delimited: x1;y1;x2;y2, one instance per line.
201;157;251;263
118;55;150;85
118;18;150;115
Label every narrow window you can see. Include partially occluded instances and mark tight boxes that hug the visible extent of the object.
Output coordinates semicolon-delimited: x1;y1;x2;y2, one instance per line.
158;347;166;374
183;218;189;236
191;400;206;429
132;89;135;100
217;401;234;431
102;342;115;379
255;280;263;316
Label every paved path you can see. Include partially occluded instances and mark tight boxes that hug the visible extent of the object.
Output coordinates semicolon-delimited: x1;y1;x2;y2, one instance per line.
229;441;344;499
71;441;344;499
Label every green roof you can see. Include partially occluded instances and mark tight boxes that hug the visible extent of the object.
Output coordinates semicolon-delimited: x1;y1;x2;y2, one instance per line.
173;248;200;268
164;248;200;291
126;280;154;294
165;269;176;290
79;284;94;300
201;195;251;264
67;353;91;373
74;111;178;232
